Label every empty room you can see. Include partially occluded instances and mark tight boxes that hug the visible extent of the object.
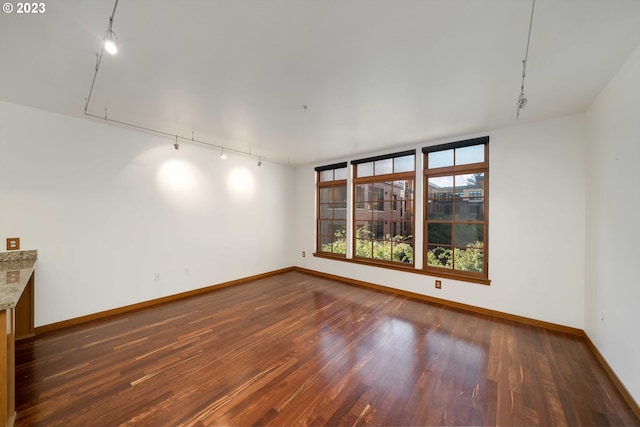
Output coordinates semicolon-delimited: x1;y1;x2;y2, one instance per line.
1;0;639;426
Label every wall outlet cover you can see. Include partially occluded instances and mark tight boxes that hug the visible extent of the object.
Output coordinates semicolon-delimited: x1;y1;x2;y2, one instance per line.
6;237;20;251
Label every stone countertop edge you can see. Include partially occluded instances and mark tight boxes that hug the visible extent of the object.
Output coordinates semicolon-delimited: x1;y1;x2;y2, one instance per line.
0;250;38;310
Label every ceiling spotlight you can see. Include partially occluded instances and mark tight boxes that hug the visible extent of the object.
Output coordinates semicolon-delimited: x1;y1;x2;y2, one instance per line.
517;92;528;109
220;149;227;160
104;33;118;54
174;136;179;150
104;17;118;54
257;157;262;167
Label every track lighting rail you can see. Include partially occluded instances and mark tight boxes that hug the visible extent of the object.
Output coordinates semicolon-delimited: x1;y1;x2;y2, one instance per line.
83;111;265;161
516;0;536;120
83;0;271;164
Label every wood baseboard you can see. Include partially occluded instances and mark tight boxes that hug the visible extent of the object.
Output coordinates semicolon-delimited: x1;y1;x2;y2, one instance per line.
583;333;640;420
293;267;584;336
35;266;581;337
35;267;295;335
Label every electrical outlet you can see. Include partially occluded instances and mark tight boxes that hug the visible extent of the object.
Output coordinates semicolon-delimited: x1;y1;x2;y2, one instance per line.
6;237;20;251
435;280;442;289
184;268;190;276
302;251;306;258
601;312;605;321
154;273;160;281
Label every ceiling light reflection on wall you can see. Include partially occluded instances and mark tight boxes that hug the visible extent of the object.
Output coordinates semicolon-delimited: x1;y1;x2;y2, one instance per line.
158;160;196;192
156;158;207;211
227;168;256;201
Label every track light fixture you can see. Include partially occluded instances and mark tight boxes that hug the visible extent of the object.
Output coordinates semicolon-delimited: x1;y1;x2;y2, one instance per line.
517;0;536;120
83;0;272;165
104;16;118;55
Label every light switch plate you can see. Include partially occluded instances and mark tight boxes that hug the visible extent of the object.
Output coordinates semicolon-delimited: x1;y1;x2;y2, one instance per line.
6;237;20;251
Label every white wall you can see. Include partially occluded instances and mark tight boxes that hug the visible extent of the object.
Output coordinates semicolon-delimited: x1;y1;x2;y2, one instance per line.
0;101;589;334
585;44;640;404
0;100;295;327
293;114;586;329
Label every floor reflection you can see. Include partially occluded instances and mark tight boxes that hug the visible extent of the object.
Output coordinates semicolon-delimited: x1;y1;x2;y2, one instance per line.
310;286;488;418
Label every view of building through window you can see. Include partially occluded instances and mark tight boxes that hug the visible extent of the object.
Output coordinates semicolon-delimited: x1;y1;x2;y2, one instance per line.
424;138;488;280
315;138;488;284
354;179;415;263
316;163;348;256
352;151;415;265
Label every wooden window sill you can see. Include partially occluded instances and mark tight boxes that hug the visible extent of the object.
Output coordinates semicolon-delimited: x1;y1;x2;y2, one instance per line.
313;252;490;285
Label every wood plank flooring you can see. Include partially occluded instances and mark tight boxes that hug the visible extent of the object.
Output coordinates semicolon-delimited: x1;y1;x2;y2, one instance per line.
15;271;640;426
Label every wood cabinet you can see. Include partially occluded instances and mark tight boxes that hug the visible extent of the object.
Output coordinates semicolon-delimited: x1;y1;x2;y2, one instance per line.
0;251;36;427
15;273;34;341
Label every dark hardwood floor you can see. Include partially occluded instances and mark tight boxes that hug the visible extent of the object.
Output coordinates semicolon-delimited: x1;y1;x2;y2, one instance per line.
15;271;639;426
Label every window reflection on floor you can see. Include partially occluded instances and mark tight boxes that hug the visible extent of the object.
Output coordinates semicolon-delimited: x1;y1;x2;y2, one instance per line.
313;289;487;403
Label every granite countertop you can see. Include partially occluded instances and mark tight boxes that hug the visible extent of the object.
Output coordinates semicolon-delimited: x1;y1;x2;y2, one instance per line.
0;250;37;310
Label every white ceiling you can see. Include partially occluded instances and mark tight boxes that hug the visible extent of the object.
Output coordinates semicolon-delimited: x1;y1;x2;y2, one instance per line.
2;1;640;165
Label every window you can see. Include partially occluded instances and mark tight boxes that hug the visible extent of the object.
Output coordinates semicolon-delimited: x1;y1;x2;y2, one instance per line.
424;137;489;283
355;186;365;209
352;150;415;265
370;187;384;211
316;162;348;256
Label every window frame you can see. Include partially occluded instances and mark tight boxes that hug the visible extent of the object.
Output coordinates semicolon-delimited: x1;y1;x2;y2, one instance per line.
351;150;416;268
423;137;489;284
315;162;348;258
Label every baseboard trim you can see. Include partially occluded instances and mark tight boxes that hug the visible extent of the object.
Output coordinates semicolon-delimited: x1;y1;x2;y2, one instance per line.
35;267;295;335
583;333;640;420
293;267;584;336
